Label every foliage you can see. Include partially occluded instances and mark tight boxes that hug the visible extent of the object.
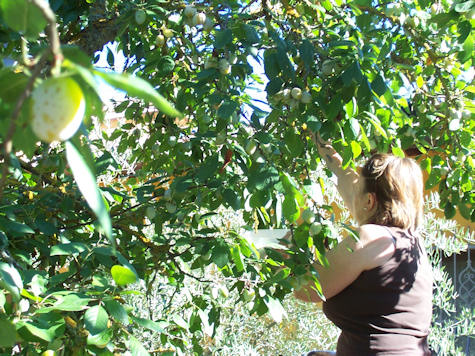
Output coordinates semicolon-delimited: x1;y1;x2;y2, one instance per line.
0;0;473;354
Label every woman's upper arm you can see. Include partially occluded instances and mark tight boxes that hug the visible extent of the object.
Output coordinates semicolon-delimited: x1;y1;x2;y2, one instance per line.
294;225;394;302
294;234;366;303
314;234;367;299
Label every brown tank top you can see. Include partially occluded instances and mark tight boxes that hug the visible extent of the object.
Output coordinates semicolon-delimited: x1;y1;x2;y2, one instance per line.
323;226;433;356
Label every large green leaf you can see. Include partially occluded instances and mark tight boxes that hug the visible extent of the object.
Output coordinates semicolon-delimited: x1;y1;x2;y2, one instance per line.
282;196;299;223
87;328;113;346
104;299;130;325
131;316;168;333
0;315;16;347
111;265;137;286
0;0;47;38
50;242;88;256
17;314;65;342
37;294;91;313
65;141;113;243
94;71;182;118
84;305;109;335
0;262;23;301
263;296;287;323
129;335;151;356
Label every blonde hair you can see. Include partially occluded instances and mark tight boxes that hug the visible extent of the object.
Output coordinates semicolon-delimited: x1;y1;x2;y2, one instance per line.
361;154;424;231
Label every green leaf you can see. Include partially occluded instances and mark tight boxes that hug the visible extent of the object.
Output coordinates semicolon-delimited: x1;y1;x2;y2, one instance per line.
265;77;284;95
391;146;405;158
263;296;287;323
350;140;362;159
340;61;363;86
131;316;168;333
87;328;113;346
50;242;88;256
211;241;229;268
444;202;456;219
282;196;299;222
0;262;23;301
94;71;182;118
129;335;151;356
264;50;280;79
217;99;238;119
17;314;65;342
299;40;314;70
65;141;113;243
104;300;130;325
457;202;471;220
111;265;137;286
84;305;109;335
454;1;475;12
222;188;241;210
0;70;28;103
215;28;233;49
458;34;473;63
371;74;387;96
37;294;91;313
0;315;16;347
0;0;47;39
365;112;387;139
230;246;244;272
3;220;34;235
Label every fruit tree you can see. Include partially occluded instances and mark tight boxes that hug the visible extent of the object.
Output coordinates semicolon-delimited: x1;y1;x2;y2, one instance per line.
0;0;473;354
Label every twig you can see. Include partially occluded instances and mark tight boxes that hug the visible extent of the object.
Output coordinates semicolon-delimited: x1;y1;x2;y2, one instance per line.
32;0;63;74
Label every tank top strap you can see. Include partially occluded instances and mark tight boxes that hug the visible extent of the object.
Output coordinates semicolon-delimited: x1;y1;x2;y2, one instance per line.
380;225;398;247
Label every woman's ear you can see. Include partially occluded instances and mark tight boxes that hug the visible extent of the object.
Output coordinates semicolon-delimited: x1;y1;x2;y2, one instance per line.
367;192;377;211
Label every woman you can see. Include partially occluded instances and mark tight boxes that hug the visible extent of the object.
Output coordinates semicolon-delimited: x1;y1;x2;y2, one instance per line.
295;137;433;356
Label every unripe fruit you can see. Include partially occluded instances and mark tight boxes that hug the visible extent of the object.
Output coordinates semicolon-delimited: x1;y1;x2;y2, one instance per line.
204;57;217;69
184;5;197;18
135;9;146;25
301;91;312;104
31;77;85;143
242;289;254;302
228;53;238;64
301;208;315;224
465;9;475;20
219;286;229;298
215;132;226;145
462;110;472;120
245;140;257;155
309;222;322;236
41;351;57;356
168;136;177;147
321;60;334;76
203;17;214;31
193;12;206;26
166;202;177;214
162;28;173;38
156;34;165;46
163;189;172;201
282;88;291;101
145;206;156;220
248;46;258;57
288;98;299;110
291;87;302;100
219;58;231;75
449;108;462;121
262;143;272;154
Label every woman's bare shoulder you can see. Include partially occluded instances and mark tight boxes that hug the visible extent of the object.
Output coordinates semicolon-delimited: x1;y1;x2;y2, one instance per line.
357;224;396;270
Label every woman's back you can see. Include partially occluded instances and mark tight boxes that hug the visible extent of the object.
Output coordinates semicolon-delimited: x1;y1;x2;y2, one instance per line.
323;227;433;356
